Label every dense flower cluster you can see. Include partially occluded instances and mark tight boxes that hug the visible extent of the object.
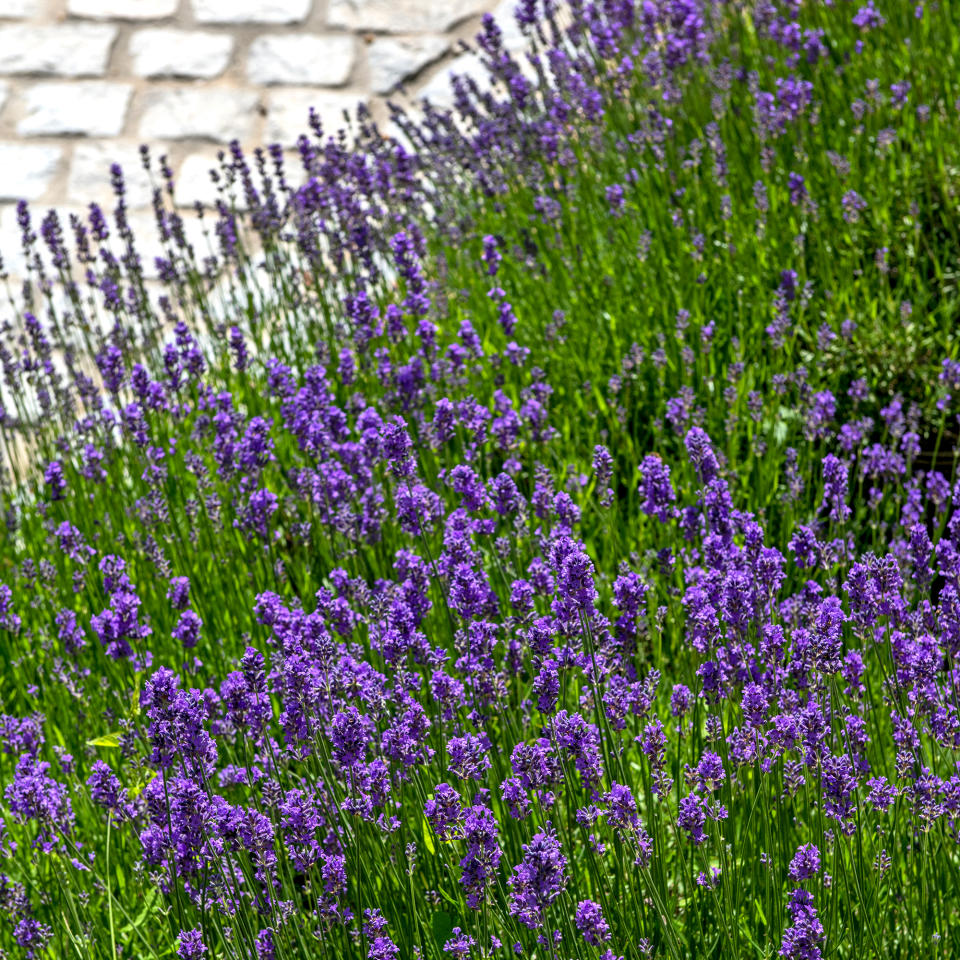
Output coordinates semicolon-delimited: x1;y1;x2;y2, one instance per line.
0;0;955;958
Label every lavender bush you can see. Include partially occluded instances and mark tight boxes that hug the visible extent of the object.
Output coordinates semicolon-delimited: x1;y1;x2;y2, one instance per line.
0;0;958;957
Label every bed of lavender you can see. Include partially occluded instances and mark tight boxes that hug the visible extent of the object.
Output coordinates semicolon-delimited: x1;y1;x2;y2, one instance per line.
0;1;958;958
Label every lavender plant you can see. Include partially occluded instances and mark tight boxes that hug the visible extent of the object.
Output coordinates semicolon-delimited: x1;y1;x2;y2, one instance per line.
0;0;958;958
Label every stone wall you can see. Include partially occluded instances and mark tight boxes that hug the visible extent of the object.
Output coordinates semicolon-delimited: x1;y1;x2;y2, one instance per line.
0;0;505;273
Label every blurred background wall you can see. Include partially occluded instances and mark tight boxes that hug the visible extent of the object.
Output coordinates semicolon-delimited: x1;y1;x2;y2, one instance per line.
0;0;509;272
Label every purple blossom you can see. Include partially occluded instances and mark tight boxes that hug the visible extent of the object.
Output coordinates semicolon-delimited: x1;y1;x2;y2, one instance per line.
841;190;867;224
425;783;464;839
44;460;66;501
444;928;477;958
853;2;885;30
789;843;821;881
172;609;203;649
331;706;373;769
447;733;491;781
780;889;824;960
507;824;567;929
255;929;276;960
460;803;502;908
6;756;75;851
482;234;502;276
575;899;611;945
685;427;719;484
639;454;677;522
13;918;52;959
87;760;134;821
820;455;851;523
177;929;207;960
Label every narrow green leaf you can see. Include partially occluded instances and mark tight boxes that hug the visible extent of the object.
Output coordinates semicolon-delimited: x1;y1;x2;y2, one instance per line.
86;731;122;749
